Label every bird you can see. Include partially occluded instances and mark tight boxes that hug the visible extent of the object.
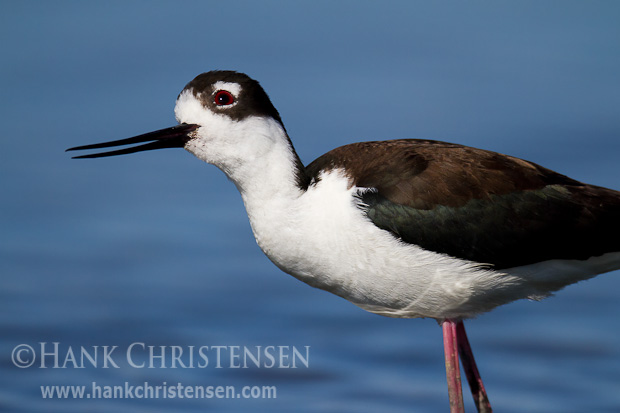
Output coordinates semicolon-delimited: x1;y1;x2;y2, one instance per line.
67;70;620;412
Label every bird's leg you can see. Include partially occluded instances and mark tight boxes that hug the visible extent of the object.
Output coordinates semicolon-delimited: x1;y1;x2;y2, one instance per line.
456;321;492;413
442;319;465;413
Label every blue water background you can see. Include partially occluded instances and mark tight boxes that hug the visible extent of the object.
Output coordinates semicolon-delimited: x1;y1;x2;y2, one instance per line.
1;1;619;412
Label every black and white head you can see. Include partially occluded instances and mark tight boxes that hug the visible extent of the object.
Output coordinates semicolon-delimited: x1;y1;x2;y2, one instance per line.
68;71;306;188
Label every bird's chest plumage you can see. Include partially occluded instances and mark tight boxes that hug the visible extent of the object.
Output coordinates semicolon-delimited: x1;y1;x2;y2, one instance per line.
241;169;514;319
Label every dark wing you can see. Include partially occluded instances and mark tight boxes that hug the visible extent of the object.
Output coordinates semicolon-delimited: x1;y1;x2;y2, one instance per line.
305;139;620;269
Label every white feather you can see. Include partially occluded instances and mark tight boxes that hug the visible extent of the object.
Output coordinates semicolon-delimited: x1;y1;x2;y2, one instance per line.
213;81;242;98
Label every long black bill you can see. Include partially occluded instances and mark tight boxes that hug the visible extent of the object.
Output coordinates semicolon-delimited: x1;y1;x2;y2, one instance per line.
66;123;200;159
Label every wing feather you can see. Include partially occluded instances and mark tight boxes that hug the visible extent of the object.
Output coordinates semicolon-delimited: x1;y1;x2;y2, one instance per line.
305;140;620;268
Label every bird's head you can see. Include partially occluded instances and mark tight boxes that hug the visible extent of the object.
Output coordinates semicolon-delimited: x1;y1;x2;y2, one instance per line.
67;71;293;177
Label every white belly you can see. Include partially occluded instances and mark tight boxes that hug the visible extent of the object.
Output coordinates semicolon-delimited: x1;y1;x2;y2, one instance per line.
242;169;618;320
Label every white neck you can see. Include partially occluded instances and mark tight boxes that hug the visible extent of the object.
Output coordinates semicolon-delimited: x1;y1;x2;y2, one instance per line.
233;124;303;202
183;126;305;264
227;123;306;257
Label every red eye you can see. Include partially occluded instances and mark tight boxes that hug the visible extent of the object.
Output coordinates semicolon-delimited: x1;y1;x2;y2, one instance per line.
214;90;235;106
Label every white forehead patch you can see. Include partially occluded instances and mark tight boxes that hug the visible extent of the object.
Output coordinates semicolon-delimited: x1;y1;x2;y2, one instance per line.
213;81;242;97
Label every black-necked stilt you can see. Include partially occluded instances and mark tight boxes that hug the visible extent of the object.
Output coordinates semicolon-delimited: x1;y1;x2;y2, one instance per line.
67;71;620;412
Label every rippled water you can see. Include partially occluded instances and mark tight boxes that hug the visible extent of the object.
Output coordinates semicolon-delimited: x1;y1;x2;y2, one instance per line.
2;2;620;412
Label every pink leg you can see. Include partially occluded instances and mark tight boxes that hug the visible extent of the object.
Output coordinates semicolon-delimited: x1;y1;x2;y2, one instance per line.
442;319;465;413
456;321;493;413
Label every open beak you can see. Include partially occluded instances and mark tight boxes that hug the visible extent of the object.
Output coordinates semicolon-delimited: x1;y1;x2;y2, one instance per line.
66;123;199;159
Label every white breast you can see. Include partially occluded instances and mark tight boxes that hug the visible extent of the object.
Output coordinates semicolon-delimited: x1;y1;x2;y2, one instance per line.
242;168;545;319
